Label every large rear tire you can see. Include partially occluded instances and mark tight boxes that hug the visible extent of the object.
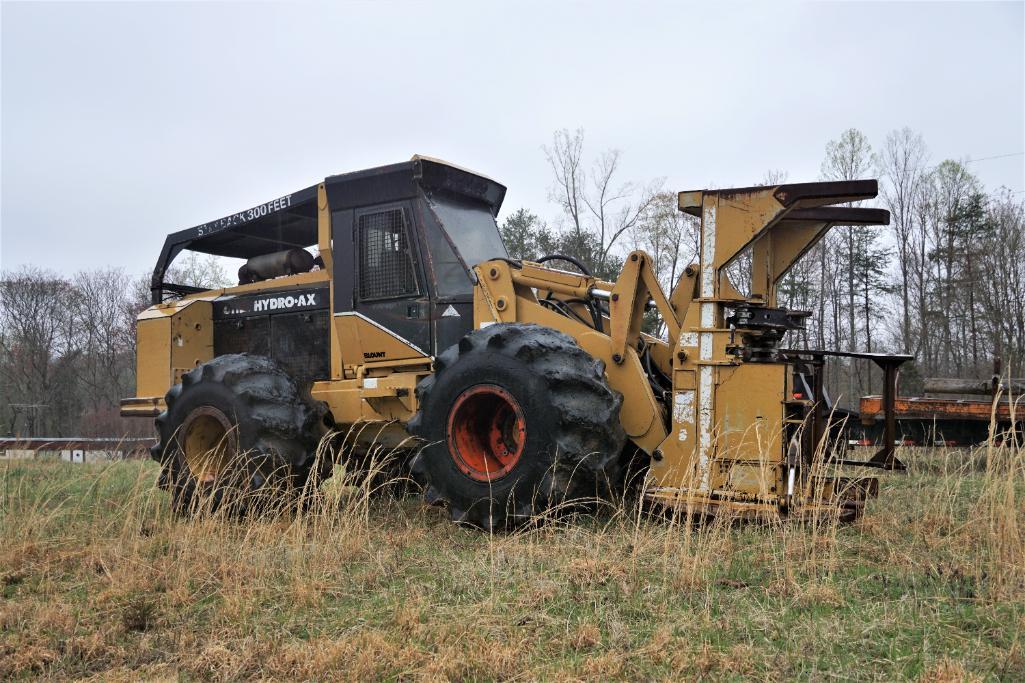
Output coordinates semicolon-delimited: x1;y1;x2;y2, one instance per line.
408;323;626;530
152;354;326;515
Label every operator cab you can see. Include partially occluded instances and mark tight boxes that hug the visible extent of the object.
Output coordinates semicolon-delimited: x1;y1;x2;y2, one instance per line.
148;156;507;372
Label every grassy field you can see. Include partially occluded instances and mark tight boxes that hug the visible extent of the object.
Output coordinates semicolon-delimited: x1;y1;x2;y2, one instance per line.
1;445;1022;681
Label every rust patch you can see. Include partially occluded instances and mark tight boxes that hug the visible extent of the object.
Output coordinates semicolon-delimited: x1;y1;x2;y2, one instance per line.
860;395;1019;422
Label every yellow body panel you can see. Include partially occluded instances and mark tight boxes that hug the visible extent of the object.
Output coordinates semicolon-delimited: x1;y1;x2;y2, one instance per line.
131;299;213;413
717;364;785;464
333;313;429;368
136;316;171;399
311;369;428;449
170;301;214;385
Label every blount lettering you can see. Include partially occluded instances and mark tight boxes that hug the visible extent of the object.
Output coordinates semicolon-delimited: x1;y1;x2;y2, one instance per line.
252;292;317;312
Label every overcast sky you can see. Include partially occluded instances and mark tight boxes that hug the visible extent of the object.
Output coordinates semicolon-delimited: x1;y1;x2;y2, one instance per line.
2;1;1022;276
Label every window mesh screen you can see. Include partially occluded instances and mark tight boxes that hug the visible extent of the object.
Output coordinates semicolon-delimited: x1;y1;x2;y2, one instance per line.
358;209;418;299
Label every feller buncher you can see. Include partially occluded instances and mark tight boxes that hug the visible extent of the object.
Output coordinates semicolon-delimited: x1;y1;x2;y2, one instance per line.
122;156;910;527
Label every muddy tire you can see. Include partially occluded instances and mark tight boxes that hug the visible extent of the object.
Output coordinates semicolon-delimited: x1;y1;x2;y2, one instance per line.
408;323;626;530
152;354;326;515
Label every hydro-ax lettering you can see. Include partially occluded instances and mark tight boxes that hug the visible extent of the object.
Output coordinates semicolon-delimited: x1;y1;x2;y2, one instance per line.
214;289;325;318
252;292;317;312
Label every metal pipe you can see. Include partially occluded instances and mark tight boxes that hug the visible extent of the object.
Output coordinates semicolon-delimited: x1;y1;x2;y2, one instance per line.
589;288;658;311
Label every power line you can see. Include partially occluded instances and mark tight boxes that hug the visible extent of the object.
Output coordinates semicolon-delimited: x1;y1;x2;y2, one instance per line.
963;152;1024;163
963;152;1025;195
927;151;1023;170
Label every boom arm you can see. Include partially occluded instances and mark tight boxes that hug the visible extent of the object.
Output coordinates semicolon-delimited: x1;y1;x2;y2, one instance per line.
472;257;671;454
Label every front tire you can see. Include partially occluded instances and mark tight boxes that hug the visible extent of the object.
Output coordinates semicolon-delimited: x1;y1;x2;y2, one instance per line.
152;354;326;515
408;323;626;530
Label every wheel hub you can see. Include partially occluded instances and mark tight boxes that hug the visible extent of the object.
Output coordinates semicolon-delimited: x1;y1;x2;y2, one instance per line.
179;406;236;484
447;384;526;482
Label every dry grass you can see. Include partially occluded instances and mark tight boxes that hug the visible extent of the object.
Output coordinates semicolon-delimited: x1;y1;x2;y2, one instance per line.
1;442;1023;681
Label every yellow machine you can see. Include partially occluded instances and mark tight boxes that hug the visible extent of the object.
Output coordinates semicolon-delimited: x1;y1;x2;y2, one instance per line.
123;156;908;526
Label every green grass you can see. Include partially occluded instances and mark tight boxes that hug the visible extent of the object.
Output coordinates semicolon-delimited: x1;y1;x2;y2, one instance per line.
0;448;1022;681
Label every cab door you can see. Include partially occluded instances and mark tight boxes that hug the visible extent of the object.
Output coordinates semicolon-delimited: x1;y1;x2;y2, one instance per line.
351;203;432;358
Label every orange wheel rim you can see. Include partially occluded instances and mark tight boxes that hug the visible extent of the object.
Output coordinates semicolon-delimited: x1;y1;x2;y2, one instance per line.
447;384;526;482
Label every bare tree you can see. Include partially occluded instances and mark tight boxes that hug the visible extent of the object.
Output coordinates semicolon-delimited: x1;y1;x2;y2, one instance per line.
632;189;699;294
584;149;657;274
72;268;136;411
167;251;234;290
820;128;885;403
544;128;586;242
880;128;929;353
0;268;80;436
543;128;656;278
978;190;1025;376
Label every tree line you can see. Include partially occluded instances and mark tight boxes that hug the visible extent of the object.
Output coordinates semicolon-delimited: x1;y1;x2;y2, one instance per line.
0;255;230;437
1;127;1022;435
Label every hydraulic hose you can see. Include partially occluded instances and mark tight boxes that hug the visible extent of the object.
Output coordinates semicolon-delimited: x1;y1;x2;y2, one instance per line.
537;254;592;276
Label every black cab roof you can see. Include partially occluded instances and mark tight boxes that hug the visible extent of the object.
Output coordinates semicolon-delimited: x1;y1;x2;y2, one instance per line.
151;156;506;295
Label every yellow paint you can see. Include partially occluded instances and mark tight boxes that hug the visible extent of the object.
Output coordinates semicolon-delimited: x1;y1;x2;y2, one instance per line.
333;314;429;367
133;299;211;400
